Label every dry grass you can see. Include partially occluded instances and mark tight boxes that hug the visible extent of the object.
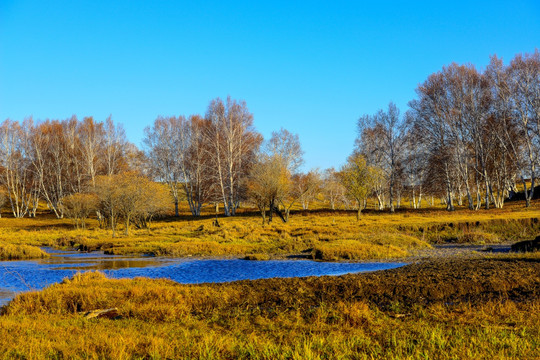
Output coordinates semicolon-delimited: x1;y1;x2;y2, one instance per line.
311;241;409;260
0;200;539;261
0;242;49;260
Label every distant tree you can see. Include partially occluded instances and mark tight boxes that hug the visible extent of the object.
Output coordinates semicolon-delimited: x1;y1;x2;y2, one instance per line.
30;118;80;218
143;116;187;216
448;64;492;210
369;166;387;210
409;60;523;210
262;126;311;221
356;102;404;212
117;173;168;236
131;181;170;229
104;116;128;176
114;173;140;234
402;117;428;209
95;173;170;237
144;115;213;217
321;168;347;210
277;172;320;222
185;115;214;216
339;153;375;220
0;119;35;218
296;170;322;210
506;51;540;207
266;128;304;173
61;193;99;229
409;70;457;211
79;116;105;187
95;175;123;237
247;154;290;224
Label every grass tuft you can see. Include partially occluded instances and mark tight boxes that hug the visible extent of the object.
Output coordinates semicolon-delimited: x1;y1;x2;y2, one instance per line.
0;243;48;260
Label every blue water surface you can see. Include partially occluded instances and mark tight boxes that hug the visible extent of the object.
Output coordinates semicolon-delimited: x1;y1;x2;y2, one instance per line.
0;248;405;306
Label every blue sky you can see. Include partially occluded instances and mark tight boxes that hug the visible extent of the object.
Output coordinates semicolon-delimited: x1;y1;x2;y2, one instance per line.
1;1;539;170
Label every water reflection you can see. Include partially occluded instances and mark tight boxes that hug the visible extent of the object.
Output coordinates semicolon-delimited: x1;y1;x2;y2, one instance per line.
40;259;168;270
0;248;406;306
32;247;173;270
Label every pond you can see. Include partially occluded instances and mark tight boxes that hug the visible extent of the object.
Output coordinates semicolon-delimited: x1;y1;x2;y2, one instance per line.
0;248;406;306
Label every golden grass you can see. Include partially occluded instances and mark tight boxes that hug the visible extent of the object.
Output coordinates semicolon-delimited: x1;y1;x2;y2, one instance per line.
0;200;538;261
311;241;408;260
0;242;49;260
1;257;539;359
243;253;271;260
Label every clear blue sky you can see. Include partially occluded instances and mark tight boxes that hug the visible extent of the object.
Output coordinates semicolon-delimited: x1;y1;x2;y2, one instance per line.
1;1;539;170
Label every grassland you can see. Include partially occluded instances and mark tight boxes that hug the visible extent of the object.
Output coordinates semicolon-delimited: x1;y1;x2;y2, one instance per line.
0;255;539;359
1;202;540;358
0;200;539;261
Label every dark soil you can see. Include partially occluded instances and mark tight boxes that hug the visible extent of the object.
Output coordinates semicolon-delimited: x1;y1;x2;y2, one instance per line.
205;257;540;313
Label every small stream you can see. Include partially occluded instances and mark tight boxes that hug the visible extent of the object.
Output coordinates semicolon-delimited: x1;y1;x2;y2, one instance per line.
0;248;406;306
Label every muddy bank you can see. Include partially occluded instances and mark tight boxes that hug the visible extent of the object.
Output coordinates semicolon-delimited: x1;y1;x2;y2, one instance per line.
216;257;540;312
406;243;511;261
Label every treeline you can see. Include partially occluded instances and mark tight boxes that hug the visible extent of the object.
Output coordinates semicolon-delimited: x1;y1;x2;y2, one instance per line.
350;50;540;212
144;97;261;217
0;96;326;227
0;117;140;218
0;117;170;235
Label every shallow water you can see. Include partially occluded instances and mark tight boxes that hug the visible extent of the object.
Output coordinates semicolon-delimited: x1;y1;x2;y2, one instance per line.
0;247;405;306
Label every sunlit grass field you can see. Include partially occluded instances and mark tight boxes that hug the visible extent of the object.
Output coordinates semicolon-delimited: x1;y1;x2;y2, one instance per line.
1;199;540;260
1;200;540;358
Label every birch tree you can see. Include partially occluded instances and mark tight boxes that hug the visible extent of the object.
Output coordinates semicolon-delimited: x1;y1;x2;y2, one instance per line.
266;128;304;173
356;103;404;212
0;119;34;217
402;117;428;209
204;97;262;216
144;116;188;217
507;51;540;207
296;170;322;210
79;117;105;187
322;168;347;210
144;115;215;217
247;154;290;224
104;116;127;176
30;120;75;218
186;115;214;216
409;72;457;210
